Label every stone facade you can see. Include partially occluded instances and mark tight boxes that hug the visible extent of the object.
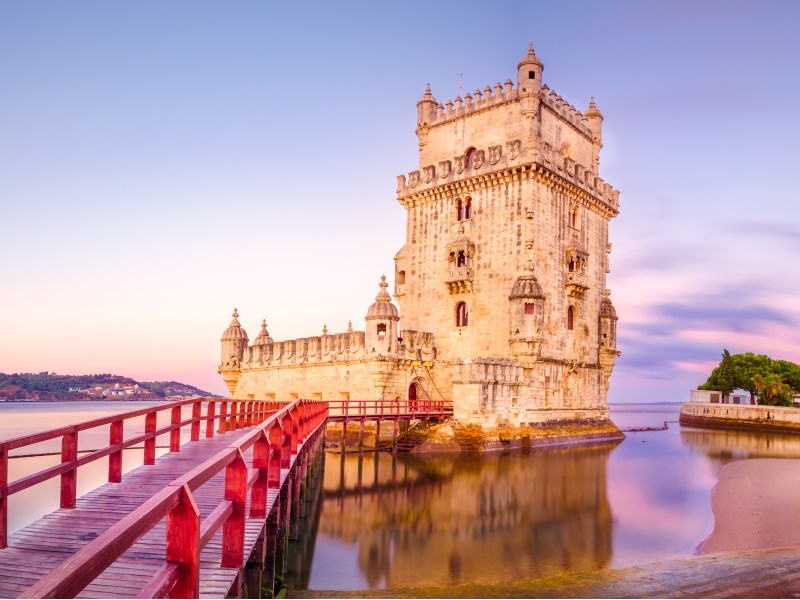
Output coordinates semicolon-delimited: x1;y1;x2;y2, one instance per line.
219;44;621;427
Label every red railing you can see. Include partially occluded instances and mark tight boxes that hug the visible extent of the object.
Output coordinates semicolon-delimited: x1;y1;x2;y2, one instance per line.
325;399;453;420
0;398;287;550
16;399;327;599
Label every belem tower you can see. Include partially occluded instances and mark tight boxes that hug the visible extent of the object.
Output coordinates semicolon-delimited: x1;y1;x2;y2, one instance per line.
218;44;621;429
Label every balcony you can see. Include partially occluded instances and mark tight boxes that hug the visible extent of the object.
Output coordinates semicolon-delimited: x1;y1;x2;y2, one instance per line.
445;266;473;294
565;271;589;298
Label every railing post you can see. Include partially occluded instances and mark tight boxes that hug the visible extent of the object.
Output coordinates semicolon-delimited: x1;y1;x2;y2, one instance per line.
170;406;181;452
60;428;78;508
218;401;228;435
280;415;292;469
109;419;123;484
0;443;7;548
268;423;282;490
238;402;247;430
250;431;269;519
290;408;300;456
221;449;248;569
229;401;238;432
144;412;157;465
206;401;216;438
190;401;201;442
166;484;200;599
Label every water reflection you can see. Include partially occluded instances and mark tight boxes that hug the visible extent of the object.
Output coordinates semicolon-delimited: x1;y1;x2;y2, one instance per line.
287;442;619;590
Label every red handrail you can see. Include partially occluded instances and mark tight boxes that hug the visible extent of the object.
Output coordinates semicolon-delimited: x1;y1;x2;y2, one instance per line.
0;398;284;549
323;399;453;420
16;399;328;599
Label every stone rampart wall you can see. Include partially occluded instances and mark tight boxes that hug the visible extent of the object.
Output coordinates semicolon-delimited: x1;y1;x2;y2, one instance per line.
680;403;800;433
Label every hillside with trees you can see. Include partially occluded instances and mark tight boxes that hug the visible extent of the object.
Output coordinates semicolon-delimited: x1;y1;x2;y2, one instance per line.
0;372;223;401
698;351;800;406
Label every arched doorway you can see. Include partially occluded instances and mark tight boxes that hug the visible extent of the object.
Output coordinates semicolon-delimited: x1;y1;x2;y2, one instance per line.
408;382;418;412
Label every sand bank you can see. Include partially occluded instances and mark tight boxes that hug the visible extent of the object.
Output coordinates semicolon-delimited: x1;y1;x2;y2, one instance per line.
699;458;800;554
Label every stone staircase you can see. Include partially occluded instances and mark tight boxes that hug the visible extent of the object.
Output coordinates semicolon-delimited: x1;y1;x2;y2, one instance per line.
379;420;435;453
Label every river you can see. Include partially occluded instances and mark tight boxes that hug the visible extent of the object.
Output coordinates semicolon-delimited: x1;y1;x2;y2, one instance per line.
2;401;799;594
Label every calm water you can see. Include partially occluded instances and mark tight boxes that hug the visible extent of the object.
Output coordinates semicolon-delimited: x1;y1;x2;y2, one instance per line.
2;401;799;593
283;403;800;592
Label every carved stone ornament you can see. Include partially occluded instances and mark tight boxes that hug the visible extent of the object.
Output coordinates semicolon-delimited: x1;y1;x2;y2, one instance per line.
397;174;407;192
488;145;502;165
423;165;435;183
439;160;452;179
455;155;465;174
408;170;420;187
473;150;485;170
507;139;521;160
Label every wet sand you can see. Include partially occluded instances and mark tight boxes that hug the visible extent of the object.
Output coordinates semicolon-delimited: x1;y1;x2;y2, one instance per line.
699;458;800;554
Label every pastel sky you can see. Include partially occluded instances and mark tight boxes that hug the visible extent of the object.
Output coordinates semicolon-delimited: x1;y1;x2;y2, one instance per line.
1;1;798;401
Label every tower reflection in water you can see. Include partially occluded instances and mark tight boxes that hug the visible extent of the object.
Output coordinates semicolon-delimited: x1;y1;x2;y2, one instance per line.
285;441;620;591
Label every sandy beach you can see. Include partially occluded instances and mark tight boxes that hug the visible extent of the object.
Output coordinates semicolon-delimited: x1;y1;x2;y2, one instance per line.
699;458;800;554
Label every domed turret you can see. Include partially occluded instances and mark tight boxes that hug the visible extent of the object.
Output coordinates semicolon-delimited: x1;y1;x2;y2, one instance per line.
584;97;604;172
218;308;248;395
366;275;399;355
367;275;400;320
221;308;249;343
253;319;273;345
508;263;545;365
416;83;438;126
517;43;543;93
598;290;620;391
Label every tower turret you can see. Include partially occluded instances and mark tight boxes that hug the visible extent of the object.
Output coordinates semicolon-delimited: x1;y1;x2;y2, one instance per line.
598;290;620;390
517;43;543;154
365;275;399;356
508;263;546;366
416;84;438;149
218;308;248;395
584;97;604;172
517;42;543;93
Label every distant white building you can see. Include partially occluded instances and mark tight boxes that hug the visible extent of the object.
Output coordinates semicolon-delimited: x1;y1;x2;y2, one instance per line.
690;389;753;405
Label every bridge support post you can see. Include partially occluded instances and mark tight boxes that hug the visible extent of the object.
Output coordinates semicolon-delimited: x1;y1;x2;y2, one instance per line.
275;479;292;583
358;420;365;455
392;419;398;454
289;468;301;540
262;506;279;596
375;420;381;452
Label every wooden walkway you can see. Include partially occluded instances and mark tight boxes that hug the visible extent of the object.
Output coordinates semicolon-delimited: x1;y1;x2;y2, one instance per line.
1;428;276;598
0;399;328;599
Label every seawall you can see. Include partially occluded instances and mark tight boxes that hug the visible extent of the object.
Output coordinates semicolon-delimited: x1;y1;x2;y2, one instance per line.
680;402;800;433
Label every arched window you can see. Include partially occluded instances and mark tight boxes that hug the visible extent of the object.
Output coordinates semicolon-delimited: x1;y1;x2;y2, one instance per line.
377;323;386;337
567;306;574;330
568;205;579;229
465;147;476;169
456;199;463;221
524;302;535;315
457;250;466;268
456;302;468;327
464;197;472;219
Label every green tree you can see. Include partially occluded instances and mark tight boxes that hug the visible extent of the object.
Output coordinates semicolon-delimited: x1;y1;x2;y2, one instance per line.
719;349;735;400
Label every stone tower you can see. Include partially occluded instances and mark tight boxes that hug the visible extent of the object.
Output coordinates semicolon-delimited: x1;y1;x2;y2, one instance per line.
219;43;621;430
393;43;621;425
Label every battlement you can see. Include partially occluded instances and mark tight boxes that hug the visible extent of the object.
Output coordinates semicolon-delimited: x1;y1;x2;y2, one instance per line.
539;85;591;137
397;138;620;214
239;328;436;370
423;81;591;138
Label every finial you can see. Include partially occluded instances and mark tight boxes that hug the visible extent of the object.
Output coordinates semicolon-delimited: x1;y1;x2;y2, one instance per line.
375;275;392;302
524;260;535;273
590;96;596;107
232;308;238;318
457;224;465;235
322;324;328;335
260;318;267;329
529;42;534;53
425;83;431;94
347;320;353;334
